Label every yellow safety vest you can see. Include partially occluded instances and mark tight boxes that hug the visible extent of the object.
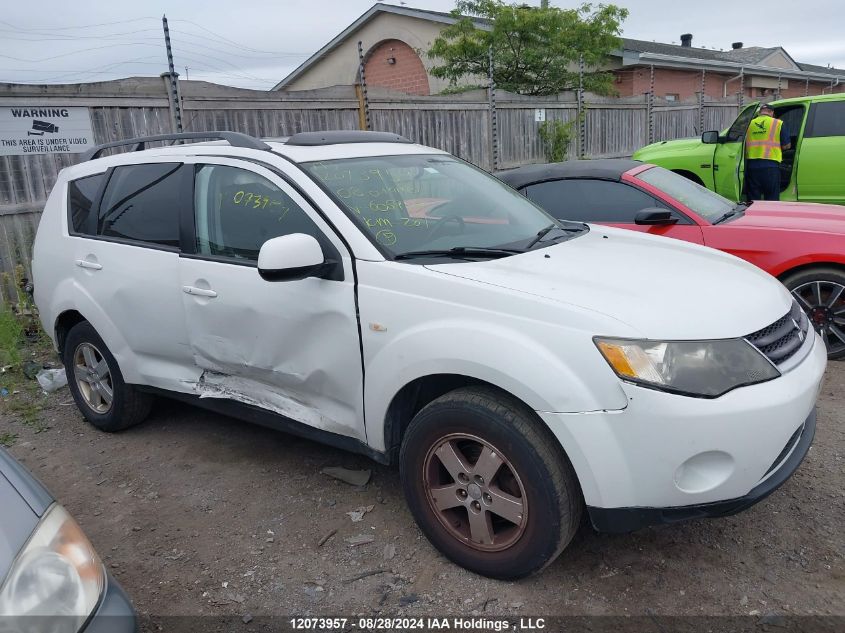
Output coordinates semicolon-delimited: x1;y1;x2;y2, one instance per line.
746;115;783;162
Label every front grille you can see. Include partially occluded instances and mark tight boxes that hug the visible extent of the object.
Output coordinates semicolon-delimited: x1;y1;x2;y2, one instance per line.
746;301;810;366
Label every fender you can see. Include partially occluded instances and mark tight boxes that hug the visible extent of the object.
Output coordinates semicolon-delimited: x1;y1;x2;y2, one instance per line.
363;319;629;452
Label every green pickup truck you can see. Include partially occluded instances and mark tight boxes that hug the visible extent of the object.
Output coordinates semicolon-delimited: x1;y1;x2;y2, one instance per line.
633;94;845;205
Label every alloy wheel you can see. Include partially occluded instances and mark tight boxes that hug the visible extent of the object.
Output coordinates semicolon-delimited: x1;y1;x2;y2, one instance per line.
422;433;528;552
791;280;845;356
72;342;114;414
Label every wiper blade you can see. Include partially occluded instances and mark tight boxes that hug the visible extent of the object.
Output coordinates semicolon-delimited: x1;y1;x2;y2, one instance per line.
713;203;748;225
394;247;521;260
525;222;585;249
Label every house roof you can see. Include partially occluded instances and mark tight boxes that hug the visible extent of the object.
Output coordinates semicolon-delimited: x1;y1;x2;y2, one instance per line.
273;3;845;91
272;3;489;91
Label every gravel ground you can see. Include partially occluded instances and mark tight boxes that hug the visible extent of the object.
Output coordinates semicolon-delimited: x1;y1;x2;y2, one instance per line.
1;357;843;625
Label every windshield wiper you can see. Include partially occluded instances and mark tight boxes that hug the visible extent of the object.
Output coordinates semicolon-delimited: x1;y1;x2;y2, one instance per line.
525;222;585;249
394;247;522;261
713;203;749;225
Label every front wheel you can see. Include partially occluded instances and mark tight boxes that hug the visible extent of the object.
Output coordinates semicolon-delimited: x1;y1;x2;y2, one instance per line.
783;267;845;360
399;387;582;579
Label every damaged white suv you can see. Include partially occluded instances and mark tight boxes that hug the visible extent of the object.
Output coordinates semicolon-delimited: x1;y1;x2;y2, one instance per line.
33;131;825;579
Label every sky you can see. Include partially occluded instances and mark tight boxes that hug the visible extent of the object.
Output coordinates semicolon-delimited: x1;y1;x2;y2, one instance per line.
1;0;843;90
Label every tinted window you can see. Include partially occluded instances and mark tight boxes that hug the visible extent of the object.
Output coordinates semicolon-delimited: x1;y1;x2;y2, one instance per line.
98;163;183;247
523;179;666;223
68;173;106;235
194;165;324;261
807;101;845;137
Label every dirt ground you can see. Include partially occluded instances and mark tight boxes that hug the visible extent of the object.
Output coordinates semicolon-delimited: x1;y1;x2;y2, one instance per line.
1;354;843;625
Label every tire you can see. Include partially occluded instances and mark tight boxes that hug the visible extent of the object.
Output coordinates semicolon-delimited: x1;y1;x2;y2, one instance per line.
782;267;845;360
62;321;153;431
399;386;582;579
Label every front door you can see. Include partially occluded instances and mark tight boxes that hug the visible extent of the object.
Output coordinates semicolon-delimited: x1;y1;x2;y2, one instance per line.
178;158;365;440
713;102;759;201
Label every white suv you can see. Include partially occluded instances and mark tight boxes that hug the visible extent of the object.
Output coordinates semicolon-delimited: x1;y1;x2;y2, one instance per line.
33;131;825;579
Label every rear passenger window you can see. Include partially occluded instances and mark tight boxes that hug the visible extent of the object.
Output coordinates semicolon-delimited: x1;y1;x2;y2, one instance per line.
68;173;106;235
807;101;845;137
97;163;183;247
193;165;325;262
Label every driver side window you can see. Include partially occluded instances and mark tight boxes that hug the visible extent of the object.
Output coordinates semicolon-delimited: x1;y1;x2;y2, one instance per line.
193;164;324;262
725;105;759;142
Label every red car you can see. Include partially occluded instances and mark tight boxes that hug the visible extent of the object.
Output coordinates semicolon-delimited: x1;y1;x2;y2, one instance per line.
497;160;845;359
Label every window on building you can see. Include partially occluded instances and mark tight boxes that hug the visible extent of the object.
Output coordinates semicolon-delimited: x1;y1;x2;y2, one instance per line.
97;163;184;247
665;94;679;102
68;173;106;235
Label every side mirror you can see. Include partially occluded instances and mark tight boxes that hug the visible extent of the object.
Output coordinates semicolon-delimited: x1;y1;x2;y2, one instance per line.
257;233;332;282
634;208;679;226
701;130;720;144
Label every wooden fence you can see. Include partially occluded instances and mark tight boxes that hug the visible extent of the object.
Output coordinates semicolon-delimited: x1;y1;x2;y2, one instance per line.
0;79;740;305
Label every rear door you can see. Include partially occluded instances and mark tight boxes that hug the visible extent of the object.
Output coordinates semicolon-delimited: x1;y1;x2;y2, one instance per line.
520;178;705;243
713;102;759;201
178;157;365;440
796;100;845;204
68;162;193;387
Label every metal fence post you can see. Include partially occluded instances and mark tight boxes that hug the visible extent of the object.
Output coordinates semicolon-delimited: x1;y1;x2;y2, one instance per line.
577;54;586;158
776;74;782;100
161;16;183;133
647;64;655;145
698;70;706;134
738;71;745;107
488;45;499;171
357;41;371;131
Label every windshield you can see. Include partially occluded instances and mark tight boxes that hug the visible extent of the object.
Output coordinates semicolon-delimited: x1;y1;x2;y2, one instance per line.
303;154;584;258
636;166;737;223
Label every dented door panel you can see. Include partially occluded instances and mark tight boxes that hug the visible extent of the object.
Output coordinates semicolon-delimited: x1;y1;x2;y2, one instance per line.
178;158;365;440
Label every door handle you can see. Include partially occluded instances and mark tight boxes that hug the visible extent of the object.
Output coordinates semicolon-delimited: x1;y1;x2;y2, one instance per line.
75;259;102;270
182;285;218;298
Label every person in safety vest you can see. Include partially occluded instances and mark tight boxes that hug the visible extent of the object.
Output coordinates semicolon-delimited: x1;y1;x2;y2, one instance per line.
745;103;790;201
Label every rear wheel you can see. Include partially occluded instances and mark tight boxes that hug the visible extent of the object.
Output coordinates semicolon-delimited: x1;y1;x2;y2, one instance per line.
782;267;845;360
62;321;153;431
399;387;582;579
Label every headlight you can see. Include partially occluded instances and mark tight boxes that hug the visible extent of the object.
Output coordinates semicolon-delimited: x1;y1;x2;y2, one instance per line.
0;503;104;631
594;337;780;398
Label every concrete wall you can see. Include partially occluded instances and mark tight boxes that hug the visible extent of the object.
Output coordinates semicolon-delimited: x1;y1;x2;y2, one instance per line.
282;13;455;95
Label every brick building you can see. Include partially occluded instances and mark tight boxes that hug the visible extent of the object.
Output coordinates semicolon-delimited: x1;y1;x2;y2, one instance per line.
273;3;845;99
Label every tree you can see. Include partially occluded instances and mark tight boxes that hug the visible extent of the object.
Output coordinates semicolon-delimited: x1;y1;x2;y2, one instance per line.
428;0;628;96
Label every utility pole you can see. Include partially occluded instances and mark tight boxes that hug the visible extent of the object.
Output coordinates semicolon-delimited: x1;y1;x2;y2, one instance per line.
162;15;183;133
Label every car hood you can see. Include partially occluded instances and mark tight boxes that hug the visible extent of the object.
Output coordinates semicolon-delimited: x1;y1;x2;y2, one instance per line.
425;226;791;340
634;136;709;160
730;201;845;233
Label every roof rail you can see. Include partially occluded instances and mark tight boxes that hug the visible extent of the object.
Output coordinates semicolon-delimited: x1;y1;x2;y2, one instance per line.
285;130;412;146
80;131;271;162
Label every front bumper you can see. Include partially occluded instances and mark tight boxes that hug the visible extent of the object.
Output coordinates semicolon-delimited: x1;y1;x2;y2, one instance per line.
588;407;816;532
538;330;826;515
81;573;137;633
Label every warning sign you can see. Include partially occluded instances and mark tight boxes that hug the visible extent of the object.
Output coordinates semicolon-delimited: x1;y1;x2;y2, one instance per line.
0;106;95;156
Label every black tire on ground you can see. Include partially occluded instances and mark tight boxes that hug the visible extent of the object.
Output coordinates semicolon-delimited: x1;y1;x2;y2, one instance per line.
781;267;845;361
399;386;582;579
62;321;153;431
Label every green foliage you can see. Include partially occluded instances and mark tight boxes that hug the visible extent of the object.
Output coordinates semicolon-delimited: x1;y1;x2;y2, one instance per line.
428;0;627;96
538;119;575;162
0;308;23;368
0;432;17;447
